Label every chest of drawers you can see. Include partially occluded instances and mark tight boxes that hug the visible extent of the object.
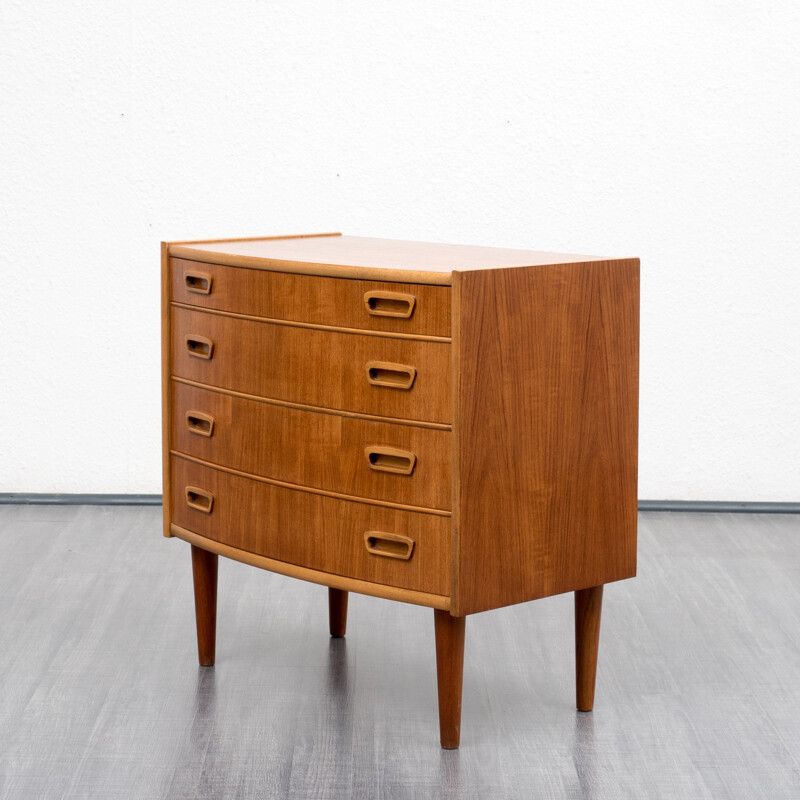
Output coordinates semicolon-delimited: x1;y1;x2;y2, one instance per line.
161;232;639;748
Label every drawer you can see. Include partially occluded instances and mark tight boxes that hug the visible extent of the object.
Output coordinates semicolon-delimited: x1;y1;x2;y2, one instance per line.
171;258;451;337
171;306;451;423
171;381;452;511
170;456;451;596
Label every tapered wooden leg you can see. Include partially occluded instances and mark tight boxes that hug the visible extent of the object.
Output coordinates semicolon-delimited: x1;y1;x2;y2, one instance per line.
328;588;348;637
575;584;604;711
191;545;218;666
434;609;466;749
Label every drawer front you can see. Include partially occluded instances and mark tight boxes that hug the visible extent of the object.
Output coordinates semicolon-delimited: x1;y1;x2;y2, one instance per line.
170;457;451;596
171;258;451;337
171;382;452;511
171;306;451;423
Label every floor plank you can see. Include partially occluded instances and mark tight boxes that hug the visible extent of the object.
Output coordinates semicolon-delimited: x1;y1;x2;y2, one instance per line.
0;508;799;799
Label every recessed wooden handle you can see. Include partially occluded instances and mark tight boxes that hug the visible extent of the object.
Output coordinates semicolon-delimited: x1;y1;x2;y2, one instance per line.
364;446;417;475
186;410;215;437
364;532;415;560
365;361;417;390
364;291;416;319
185;486;214;513
185;335;214;360
184;270;213;295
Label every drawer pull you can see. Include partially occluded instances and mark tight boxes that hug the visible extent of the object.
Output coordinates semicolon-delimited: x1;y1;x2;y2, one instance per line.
186;410;215;437
365;361;417;390
185;486;214;513
184;270;213;295
364;446;417;475
185;335;214;360
364;291;416;319
364;532;415;561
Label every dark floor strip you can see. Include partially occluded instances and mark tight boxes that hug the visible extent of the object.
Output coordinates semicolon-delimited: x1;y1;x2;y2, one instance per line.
638;500;800;514
0;494;798;513
0;493;163;506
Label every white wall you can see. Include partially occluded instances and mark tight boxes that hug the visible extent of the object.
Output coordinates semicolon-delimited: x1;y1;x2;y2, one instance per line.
2;2;798;500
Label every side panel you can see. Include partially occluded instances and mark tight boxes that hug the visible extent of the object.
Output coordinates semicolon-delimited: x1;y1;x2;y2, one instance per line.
454;260;639;614
161;242;173;536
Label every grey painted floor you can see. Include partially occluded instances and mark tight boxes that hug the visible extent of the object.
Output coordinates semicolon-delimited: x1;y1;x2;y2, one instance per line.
0;507;799;799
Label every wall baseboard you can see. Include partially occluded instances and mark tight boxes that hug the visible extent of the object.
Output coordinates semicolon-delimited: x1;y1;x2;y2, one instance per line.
0;493;162;506
0;494;798;513
637;500;800;514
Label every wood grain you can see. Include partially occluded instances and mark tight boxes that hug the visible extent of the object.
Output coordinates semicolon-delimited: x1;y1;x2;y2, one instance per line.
170;452;451;516
171;524;450;610
168;231;341;246
170;456;451;596
190;544;218;666
453;259;639;614
170;381;452;511
172;377;451;431
170;235;615;285
575;584;603;711
170;303;448;342
434;610;466;749
171;257;452;337
170;306;451;424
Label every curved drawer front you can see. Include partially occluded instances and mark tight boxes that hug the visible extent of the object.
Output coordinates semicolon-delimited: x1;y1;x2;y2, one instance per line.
171;258;451;337
171;457;450;596
171;306;451;423
171;381;452;511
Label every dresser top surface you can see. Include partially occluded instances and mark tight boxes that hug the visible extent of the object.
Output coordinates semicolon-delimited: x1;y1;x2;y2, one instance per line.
168;233;620;285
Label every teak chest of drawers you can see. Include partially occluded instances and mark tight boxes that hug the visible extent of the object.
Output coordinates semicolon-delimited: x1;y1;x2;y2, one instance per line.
161;232;639;748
